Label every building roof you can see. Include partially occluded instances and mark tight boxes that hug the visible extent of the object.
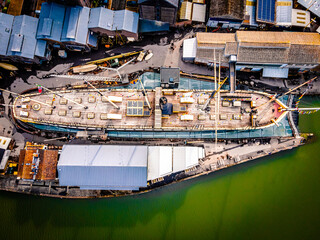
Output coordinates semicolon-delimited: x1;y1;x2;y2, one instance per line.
37;2;66;42
183;38;197;59
37;150;59;180
275;0;292;26
257;0;276;23
7;15;42;60
61;6;96;46
138;0;178;24
18;149;58;180
298;0;320;18
147;146;202;181
138;19;170;33
0;13;14;56
192;3;206;23
113;10;139;34
197;32;236;45
138;0;179;7
236;31;320;45
57;145;148;190
209;0;246;20
195;31;320;66
88;8;138;37
88;7;114;32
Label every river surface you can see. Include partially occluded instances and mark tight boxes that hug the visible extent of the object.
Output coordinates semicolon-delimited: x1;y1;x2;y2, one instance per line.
0;98;320;240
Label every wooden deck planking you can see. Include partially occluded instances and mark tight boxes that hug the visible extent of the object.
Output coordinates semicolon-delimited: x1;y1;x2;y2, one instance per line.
14;89;281;130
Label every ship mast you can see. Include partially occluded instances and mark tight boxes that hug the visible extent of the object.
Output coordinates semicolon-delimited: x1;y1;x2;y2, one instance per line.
138;77;152;110
214;50;218;152
0;88;53;107
37;84;88;109
84;80;119;109
254;76;317;111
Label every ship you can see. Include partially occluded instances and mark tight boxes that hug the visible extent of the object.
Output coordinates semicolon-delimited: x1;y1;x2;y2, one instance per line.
11;84;291;138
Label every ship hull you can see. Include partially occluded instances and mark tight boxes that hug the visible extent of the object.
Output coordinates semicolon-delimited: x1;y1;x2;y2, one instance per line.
12;87;290;139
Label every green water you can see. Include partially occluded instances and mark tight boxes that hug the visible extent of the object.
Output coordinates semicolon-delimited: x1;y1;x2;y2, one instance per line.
1;100;320;240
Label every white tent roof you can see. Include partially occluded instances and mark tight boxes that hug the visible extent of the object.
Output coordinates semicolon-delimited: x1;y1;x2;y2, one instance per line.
147;146;203;181
147;146;173;181
183;38;197;59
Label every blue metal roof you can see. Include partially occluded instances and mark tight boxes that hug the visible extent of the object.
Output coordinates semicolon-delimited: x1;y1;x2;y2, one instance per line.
88;7;114;31
57;145;148;190
61;6;95;46
257;0;276;23
0;13;14;56
7;15;39;60
113;10;139;33
138;19;170;33
37;2;65;42
88;8;139;35
35;39;47;58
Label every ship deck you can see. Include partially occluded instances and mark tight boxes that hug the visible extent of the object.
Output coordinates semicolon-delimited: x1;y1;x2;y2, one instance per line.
13;88;287;131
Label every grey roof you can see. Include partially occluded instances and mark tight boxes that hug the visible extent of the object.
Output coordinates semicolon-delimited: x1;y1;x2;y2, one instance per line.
37;2;66;42
0;13;14;56
7;15;39;60
88;8;139;36
298;0;320;18
88;7;114;32
57;145;148;190
61;6;95;46
34;39;47;58
113;10;139;33
138;0;179;7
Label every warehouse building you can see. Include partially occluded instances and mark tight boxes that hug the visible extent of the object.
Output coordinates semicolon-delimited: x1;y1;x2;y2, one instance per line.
185;31;320;78
147;146;204;181
6;15;50;63
138;0;179;25
61;6;98;51
57;145;148;190
0;13;14;58
88;7;139;39
36;2;66;43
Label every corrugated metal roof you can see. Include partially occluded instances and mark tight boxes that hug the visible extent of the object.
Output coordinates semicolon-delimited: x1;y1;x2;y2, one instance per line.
61;6;93;46
180;1;192;20
37;2;65;42
7;15;39;60
257;0;276;23
57;145;148;190
263;67;289;78
35;39;47;58
276;0;292;26
192;3;206;22
88;7;113;31
298;0;320;18
0;13;14;56
88;8;138;36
